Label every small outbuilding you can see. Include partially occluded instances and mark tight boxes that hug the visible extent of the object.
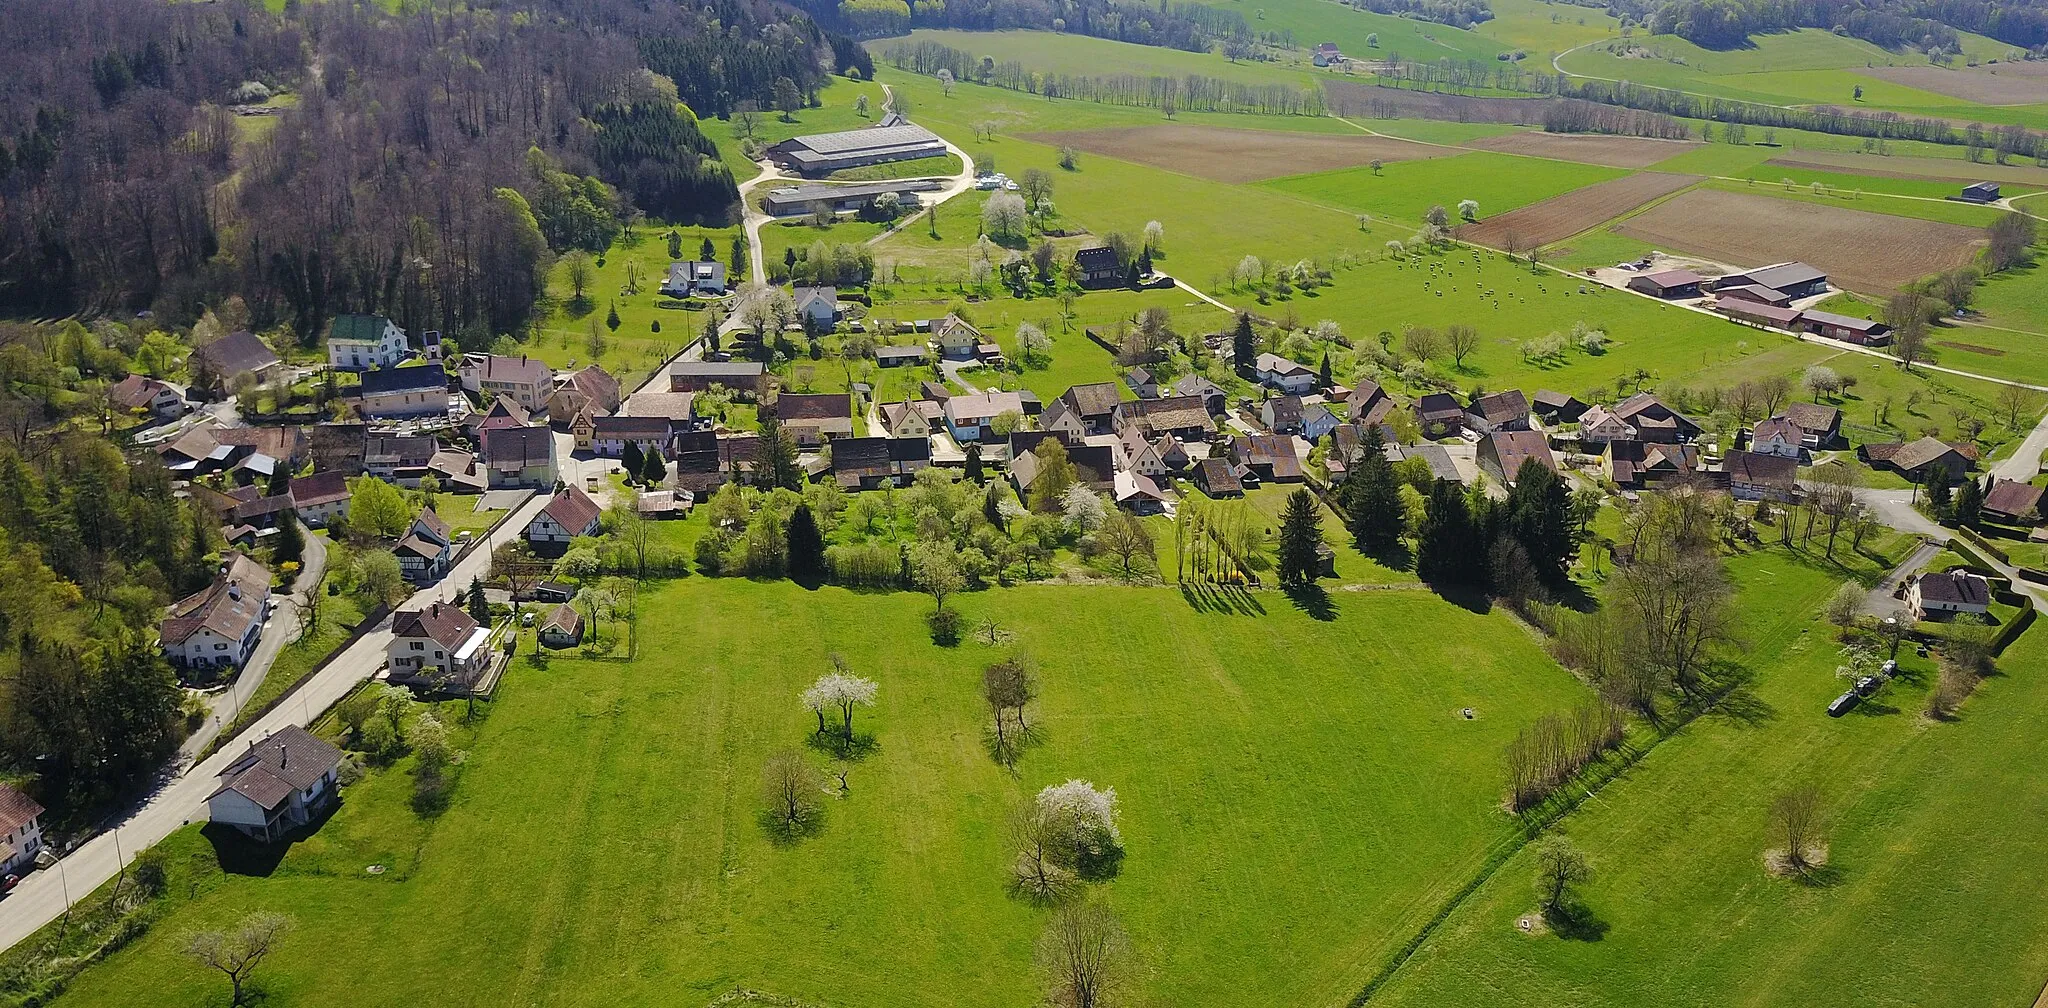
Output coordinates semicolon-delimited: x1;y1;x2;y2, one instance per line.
1626;268;1704;299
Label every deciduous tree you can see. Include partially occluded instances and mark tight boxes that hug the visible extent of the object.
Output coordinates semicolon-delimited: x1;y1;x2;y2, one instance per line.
184;912;291;1007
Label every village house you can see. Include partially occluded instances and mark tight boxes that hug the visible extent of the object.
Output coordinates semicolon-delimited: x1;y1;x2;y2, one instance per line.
1413;393;1466;439
1346;382;1395;426
428;449;487;493
671;360;768;398
878;399;941;438
1861;437;1973;484
461;354;555;411
192;330;284;390
539;604;585;649
206;725;343;843
637;489;688;520
662;260;727;297
1074;246;1123;290
359;364;449;420
387;602;493;692
1117;424;1190;478
288;470;352;527
1749;417;1806;460
1325;421;1401;481
481;423;557;490
828;436;932;490
621;391;695;426
1981;478;2044;524
394;510;455;584
944;390;1025;443
1261;395;1307;436
1908;570;1992;619
793;286;839;329
1574;404;1636;445
591;414;674;458
474;397;533;435
1626;268;1704;299
1113;470;1171;514
669;431;729;495
1312;42;1344;66
933;315;984;360
1479;430;1556;487
109;374;186;417
875;344;929;368
1531;390;1588;424
228;492;295;533
1125;367;1161;400
1465;389;1532;435
1191;456;1244;497
1780;402;1843;448
1011;442;1116;496
1057;383;1123;436
1229;434;1306;485
364;434;437;485
310;423;368;475
1253;353;1318;395
555;364;624;416
160;554;270;671
1724;449;1799;502
0;784;45;876
528;485;603;547
1174;375;1230;416
1605;440;1701;491
1039;398;1089;442
775;393;855;448
327;314;410;372
1610;392;1701;443
1111;396;1216;443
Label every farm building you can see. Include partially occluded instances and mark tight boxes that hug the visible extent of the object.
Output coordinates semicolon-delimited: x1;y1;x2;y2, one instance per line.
1860;437;1972;483
1959;181;2001;203
759;180;940;216
1479;430;1556;487
1780;402;1843;447
1414;393;1465;439
1724;449;1798;501
1750;417;1805;459
1908;570;1991;619
776;392;855;447
1716;300;1805;328
1981;478;2043;523
1532;390;1587;424
1711;262;1829;300
1611;392;1701;443
1312;42;1344;66
1626;268;1704;299
1465;389;1531;434
829;436;931;490
1074;247;1123;290
1192;457;1244;497
1799;310;1891;345
1605;439;1701;491
766;123;948;176
1715;283;1792;308
875;344;928;367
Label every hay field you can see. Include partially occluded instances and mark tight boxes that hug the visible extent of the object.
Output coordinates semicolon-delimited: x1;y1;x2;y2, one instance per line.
1020;124;1453;183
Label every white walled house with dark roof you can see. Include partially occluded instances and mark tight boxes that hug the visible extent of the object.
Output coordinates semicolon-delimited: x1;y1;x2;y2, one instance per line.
460;354;555;410
359;364;450;420
387;602;493;691
206;725;343;843
1908;570;1992;619
326;314;410;371
528;486;603;546
160;554;271;671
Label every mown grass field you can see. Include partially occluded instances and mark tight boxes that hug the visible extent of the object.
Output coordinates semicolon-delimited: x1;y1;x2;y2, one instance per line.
1371;543;2048;1008
1257;151;1627;227
873;29;1323;88
529;224;739;392
53;580;1588;1008
1203;0;1509;63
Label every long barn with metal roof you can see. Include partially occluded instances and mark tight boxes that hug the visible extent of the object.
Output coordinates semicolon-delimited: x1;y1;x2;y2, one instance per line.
766;122;948;175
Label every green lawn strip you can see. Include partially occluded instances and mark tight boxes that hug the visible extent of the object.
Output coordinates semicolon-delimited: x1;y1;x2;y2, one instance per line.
531;224;738;389
1971;252;2048;338
1186;0;1508;64
1720;163;2041;200
221;592;368;741
1369;544;2048;1008
52;579;1589;1008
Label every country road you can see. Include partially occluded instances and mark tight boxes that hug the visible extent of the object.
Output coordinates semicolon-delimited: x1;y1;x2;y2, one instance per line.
0;492;552;956
181;523;330;759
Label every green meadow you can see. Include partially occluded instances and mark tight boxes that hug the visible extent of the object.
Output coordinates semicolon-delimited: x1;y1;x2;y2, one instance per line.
1258;152;1628;226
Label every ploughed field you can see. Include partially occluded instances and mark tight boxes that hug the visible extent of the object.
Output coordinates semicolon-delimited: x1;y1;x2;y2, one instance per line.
1611;188;1984;293
1763;150;2048;187
1454;172;1701;249
1459;131;1701;169
1857;64;2048;107
1019;123;1453;183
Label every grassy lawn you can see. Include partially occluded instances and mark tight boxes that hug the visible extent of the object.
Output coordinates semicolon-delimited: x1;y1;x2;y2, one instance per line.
1972;252;2048;338
1370;542;2048;1008
698;76;890;178
1355;119;1532;144
1257;152;1628;229
1473;0;1624;54
1210;0;1509;63
53;578;1589;1008
222;590;367;739
529;225;739;391
872;29;1322;88
1716;163;2042;200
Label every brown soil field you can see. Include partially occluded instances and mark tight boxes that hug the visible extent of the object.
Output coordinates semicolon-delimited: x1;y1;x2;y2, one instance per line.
1323;81;1556;124
1019;124;1453;184
1612;188;1983;293
1764;151;2048;186
1455;172;1701;248
1460;131;1701;168
1859;65;2048;106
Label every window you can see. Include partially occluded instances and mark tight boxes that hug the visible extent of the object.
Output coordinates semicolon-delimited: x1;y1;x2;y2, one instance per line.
215;643;228;651
410;641;424;650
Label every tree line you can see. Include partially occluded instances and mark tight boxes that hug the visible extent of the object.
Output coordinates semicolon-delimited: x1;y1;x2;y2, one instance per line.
1346;0;1497;26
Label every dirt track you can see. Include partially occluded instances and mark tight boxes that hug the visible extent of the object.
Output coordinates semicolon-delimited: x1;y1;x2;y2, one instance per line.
1612;188;1984;293
1461;131;1700;168
1020;124;1453;183
1455;172;1700;249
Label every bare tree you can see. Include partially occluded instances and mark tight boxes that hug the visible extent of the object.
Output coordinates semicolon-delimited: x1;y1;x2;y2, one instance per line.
184;912;291;1006
1403;326;1442;362
1893;317;1928;370
762;748;823;836
1758;375;1794;417
1769;784;1825;874
1009;801;1076;902
1445;324;1481;368
1037;898;1130;1008
1996;383;2040;430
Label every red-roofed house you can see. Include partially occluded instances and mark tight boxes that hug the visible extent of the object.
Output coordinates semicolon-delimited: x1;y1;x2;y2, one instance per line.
0;783;45;874
528;487;603;547
160;554;271;671
386;602;492;691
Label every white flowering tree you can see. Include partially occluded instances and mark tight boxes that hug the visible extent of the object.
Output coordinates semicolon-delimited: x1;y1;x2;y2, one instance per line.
1037;779;1121;858
800;672;879;740
982;191;1028;240
1061;483;1106;534
1016;322;1052;369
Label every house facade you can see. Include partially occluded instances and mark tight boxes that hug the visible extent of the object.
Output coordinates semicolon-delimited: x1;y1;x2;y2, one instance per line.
394;510;455;584
288;471;352;527
327;314;409;371
1908;570;1992;619
206;726;343;843
0;784;45;875
539;604;584;649
386;603;493;691
662;260;727;297
461;354;556;410
591;415;674;458
1253;353;1318;395
359;364;449;420
160;554;271;671
482;424;557;489
528;486;603;545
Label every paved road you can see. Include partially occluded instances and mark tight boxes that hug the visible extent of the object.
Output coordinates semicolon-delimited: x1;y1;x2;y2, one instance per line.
1992;409;2048;482
0;492;551;955
181;523;331;759
1849;486;2047;607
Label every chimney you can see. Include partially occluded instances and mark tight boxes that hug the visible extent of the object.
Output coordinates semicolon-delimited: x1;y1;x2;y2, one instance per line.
228;585;241;601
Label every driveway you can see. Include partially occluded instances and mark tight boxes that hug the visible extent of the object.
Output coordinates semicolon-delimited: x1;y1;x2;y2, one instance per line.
0;491;552;956
180;523;331;758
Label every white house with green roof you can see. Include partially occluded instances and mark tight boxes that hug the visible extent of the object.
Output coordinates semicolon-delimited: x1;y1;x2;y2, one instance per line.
327;314;410;371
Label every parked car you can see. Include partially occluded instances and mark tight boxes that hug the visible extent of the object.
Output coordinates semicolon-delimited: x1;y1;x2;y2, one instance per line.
521;611;535;627
3;873;20;893
1826;691;1861;717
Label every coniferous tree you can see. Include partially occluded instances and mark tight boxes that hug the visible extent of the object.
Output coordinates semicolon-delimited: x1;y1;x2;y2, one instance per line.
467;578;491;626
622;440;645;483
642;445;668;485
1954;476;1983;528
1231;312;1257;373
1416;479;1478;586
964;442;984;484
756;414;802;490
1503;459;1574;586
266;465;292;499
1342;426;1406;557
272;509;305;570
1927;465;1953;516
1277;489;1324;587
787;503;825;581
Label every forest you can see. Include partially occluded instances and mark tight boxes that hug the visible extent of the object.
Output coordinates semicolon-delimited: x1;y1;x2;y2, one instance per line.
0;0;850;346
1589;0;2047;50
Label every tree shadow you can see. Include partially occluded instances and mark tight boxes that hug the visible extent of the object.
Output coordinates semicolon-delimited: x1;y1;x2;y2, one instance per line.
1541;900;1609;941
804;731;881;762
1177;581;1266;616
1074;845;1124;881
982;722;1047;769
201;803;338;878
1425;581;1493;614
756;807;824;846
1697;662;1775;727
563;295;595;319
1285;583;1337;621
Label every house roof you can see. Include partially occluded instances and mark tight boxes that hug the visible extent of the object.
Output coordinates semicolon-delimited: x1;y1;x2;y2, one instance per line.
1255;352;1313;377
1726;261;1826;292
472;354;553;387
1636;268;1703;288
622;392;695;422
1074;246;1120;271
1918;570;1991;606
1468;389;1530;425
1484;430;1555;481
674;361;765;380
1781;402;1840;434
1116;396;1215;436
1715;283;1792;306
1173;375;1227;400
933;314;984;345
1724;449;1797;487
1718;300;1806;326
568;365;623;412
1415;392;1464;420
1612;392;1700;434
1113;470;1167;504
475;397;532;431
290;470;351;508
1532;389;1584;413
1892;436;1968;473
194;331;280;379
1193;457;1242;494
109;374;173;410
392;601;480;651
209;725;342;811
1061;382;1123;419
777;393;852;422
1232;434;1304;479
394;533;446;560
541;603;582;636
1801;309;1888;334
231;493;295;522
414;508;450;542
161;554;270;646
542;486;603;534
875;344;928;361
360;364;447;396
365;434;436;467
0;782;42;837
945;390;1024;424
793;286;838;314
482;424;553;468
214;425;305;463
592;414;673;439
428;450;484;490
1753;417;1803;445
1266;395;1305;429
1983;478;2043;518
329;314;396;344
